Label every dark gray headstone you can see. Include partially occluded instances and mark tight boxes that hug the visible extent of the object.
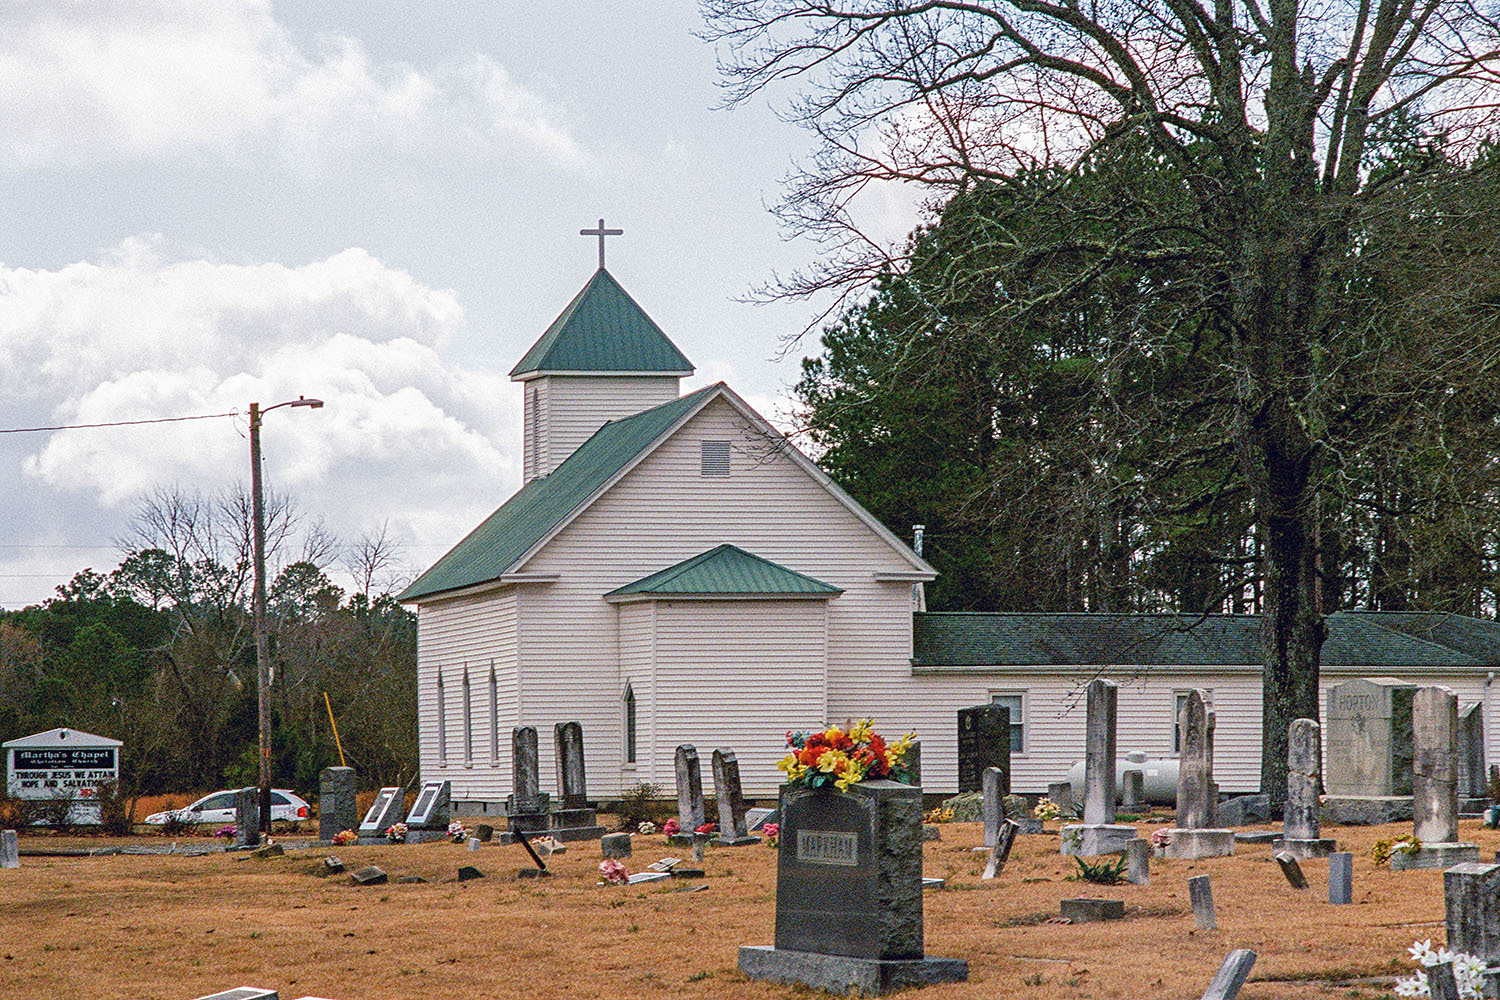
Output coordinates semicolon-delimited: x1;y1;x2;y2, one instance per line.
1275;720;1334;858
1083;679;1118;826
1444;862;1500;985
1177;690;1214;829
674;744;706;834
904;741;921;786
318;766;357;842
1325;677;1416;797
712;748;758;844
601;832;632;859
358;786;404;836
1274;852;1309;889
1414;686;1460;844
234;787;260;848
1;829;17;869
1047;781;1076;819
1201;949;1257;1000
982;819;1019;880
350;865;388;886
555;721;587;810
740;779;967;993
507;726;548;815
457;865;484;881
774;781;923;960
1460;704;1486;799
1329;852;1353;904
1428;962;1462;1000
957;705;1010;795
1060;898;1123;922
1188;874;1215;930
404;780;451;829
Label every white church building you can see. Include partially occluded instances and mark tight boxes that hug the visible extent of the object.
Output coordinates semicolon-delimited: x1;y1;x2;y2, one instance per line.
401;265;1500;806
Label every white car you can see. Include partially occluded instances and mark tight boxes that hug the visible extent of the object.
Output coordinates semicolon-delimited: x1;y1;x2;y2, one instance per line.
144;788;311;826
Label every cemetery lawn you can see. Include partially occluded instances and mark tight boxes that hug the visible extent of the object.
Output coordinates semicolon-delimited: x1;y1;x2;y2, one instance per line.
2;818;1480;1000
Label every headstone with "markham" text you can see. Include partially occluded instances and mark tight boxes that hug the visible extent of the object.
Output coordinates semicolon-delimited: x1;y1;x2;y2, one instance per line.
738;779;968;995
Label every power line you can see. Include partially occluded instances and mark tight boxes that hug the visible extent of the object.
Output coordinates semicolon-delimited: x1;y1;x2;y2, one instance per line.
0;410;237;434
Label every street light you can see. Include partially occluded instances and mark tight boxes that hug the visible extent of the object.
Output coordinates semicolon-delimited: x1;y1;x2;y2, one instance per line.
250;395;323;834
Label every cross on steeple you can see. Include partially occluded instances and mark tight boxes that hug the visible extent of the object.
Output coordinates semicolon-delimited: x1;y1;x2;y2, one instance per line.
580;218;623;269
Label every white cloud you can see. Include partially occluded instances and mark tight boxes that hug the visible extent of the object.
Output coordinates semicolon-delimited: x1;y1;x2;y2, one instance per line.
1;239;518;589
0;0;583;169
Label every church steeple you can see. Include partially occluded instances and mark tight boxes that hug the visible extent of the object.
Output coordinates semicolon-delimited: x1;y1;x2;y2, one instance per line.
512;267;694;482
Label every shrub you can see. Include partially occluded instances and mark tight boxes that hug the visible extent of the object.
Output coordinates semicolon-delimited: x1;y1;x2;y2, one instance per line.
38;790;75;834
0;793;42;829
95;782;134;836
615;781;666;830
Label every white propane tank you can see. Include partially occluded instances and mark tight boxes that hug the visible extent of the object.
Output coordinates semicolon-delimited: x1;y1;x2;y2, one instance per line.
1064;750;1180;806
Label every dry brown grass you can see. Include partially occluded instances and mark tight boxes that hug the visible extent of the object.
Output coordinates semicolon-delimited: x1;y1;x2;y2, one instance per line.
0;817;1480;1000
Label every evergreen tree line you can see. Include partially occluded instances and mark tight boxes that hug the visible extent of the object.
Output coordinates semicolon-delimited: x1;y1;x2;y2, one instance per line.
798;138;1500;617
0;486;417;807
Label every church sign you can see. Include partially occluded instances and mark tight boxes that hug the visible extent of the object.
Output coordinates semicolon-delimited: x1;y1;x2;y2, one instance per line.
3;728;123;825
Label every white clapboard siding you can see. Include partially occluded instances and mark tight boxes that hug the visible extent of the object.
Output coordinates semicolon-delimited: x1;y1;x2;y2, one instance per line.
618;603;655;789
884;665;1496;794
416;590;517;804
514;395;920;800
648;600;828;796
527;375;682;478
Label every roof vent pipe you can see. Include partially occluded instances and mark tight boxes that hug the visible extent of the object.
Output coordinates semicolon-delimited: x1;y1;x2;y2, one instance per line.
911;525;926;613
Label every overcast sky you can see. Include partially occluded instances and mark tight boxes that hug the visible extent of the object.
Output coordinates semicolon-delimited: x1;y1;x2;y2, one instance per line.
0;1;924;608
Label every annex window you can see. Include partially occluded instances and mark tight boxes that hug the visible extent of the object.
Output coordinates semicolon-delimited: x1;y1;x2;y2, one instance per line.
623;684;637;764
989;692;1026;754
701;440;731;477
1173;690;1215;754
489;663;500;765
462;665;473;767
436;669;448;766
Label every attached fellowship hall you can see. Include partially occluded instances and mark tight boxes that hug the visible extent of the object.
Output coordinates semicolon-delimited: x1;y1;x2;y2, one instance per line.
401;263;1500;807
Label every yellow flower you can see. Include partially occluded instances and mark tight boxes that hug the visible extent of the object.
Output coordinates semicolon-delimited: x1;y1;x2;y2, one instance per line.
849;719;874;742
817;749;847;773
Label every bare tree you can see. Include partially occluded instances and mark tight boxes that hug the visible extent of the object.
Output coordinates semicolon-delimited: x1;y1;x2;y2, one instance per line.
705;0;1500;803
342;520;409;597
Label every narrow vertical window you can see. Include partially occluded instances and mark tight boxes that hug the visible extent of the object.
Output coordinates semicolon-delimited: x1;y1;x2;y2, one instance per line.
488;662;499;765
462;665;473;766
623;684;637;764
436;669;447;766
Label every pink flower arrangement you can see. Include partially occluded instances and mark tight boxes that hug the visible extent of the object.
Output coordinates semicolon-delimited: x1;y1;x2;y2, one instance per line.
214;824;236;840
763;823;779;847
599;859;629;885
1150;828;1172;848
662;818;681;837
695;822;717;836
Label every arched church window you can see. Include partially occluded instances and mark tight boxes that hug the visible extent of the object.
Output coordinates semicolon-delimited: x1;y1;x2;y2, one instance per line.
488;663;499;765
623;683;637;764
462;665;473;767
436;669;447;767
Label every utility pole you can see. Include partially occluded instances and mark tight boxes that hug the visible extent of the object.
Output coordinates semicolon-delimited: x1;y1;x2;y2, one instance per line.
249;396;323;834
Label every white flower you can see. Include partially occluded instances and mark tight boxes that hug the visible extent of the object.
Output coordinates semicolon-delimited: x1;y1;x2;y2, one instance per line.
1393;974;1430;997
1411;941;1435;963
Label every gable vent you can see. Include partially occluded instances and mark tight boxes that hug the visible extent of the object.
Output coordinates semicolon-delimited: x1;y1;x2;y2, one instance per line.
701;440;731;477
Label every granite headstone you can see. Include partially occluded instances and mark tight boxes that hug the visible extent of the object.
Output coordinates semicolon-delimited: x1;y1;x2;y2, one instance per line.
956;704;1010;795
317;766;356;842
739;779;967;994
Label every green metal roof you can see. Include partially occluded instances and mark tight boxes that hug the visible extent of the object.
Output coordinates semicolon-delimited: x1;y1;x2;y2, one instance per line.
605;544;843;601
912;611;1500;668
510;268;694;378
399;385;719;602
